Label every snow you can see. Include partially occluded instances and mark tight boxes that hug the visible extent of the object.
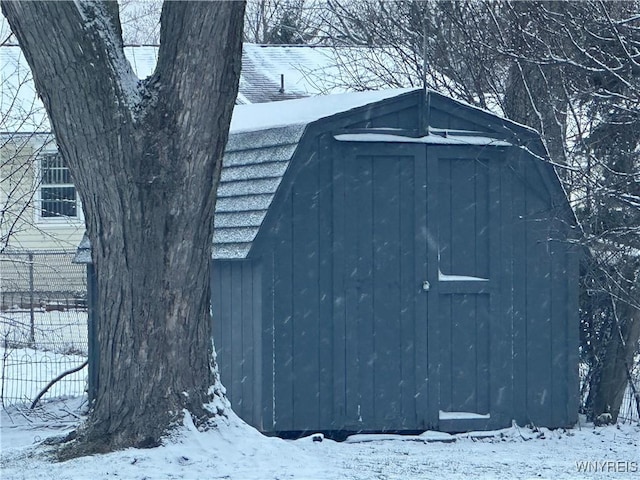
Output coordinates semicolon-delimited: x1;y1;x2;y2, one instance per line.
439;411;491;420
229;89;416;133
1;398;638;479
438;271;490;282
239;44;354;102
334;132;512;147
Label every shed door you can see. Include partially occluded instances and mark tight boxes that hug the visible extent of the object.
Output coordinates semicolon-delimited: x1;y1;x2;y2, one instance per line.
342;143;432;431
341;142;498;431
426;146;495;425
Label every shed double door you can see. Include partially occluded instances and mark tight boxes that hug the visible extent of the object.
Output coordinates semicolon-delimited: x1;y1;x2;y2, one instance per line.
341;142;496;431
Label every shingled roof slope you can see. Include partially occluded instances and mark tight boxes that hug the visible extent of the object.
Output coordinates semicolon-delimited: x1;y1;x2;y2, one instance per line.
213;124;304;259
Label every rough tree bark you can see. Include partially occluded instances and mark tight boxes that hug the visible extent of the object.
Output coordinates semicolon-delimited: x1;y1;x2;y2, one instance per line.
503;61;568;167
1;0;245;455
587;292;640;421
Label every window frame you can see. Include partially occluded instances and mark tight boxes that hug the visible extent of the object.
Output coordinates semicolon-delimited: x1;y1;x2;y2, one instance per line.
34;150;83;224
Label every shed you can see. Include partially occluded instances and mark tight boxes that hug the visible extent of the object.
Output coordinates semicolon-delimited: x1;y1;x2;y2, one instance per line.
80;88;580;436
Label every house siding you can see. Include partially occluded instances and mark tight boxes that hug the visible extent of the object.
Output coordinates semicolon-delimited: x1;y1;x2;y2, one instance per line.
1;135;84;252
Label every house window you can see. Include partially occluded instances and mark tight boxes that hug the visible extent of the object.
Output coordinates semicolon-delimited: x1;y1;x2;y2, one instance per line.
39;153;78;219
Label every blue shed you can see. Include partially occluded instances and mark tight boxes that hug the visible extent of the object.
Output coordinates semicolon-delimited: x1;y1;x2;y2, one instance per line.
79;88;579;436
210;88;579;435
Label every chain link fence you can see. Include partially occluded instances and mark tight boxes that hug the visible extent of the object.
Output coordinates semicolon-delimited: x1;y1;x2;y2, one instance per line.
0;250;87;407
617;359;640;424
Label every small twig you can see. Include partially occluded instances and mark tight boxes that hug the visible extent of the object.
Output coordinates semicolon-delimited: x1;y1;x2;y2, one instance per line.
30;360;87;409
60;407;83;420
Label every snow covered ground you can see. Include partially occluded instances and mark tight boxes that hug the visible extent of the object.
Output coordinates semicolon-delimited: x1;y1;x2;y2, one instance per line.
1;396;638;480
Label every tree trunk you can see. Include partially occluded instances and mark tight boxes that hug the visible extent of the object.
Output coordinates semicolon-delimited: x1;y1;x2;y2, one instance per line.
1;0;245;454
586;269;640;422
503;61;568;167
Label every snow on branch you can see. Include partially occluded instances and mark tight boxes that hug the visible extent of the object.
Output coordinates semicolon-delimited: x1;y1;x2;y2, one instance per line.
74;0;141;113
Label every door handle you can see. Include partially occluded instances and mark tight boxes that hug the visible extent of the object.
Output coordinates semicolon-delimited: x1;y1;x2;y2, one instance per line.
422;280;431;292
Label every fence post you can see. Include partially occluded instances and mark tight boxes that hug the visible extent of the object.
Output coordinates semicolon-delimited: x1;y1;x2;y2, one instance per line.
28;252;35;346
87;263;99;403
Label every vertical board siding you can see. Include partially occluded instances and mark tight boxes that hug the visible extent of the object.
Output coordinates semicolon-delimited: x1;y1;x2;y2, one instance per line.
490;155;512;428
331;141;347;428
292;150;321;429
372;155;402;428
231;264;244;411
399;156;417;428
450;160;475;275
273;192;294;430
451;293;475;411
342;149;422;431
260;253;274;430
431;147;493;424
438;158;453;274
216;140;576;434
413;150;431;428
426;146;441;424
439;157;490;278
475;160;490;278
343;153;365;427
475;293;490;415
349;105;419;131
241;261;254;419
566;241;580;426
511;150;528;426
524;159;553;427
549;224;568;427
318;135;335;429
251;262;263;429
353;154;375;428
212;260;262;428
439;294;453;412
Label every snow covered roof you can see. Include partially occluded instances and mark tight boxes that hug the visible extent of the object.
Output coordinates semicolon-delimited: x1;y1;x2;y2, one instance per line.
333;132;512;147
229;88;413;133
1;44;361;132
238;44;351;104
